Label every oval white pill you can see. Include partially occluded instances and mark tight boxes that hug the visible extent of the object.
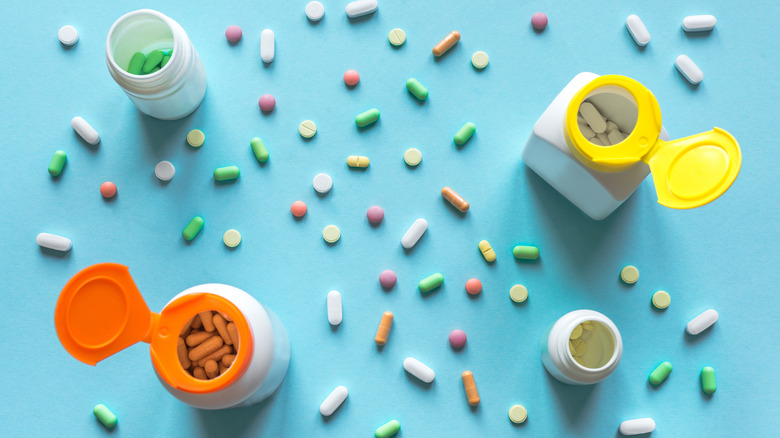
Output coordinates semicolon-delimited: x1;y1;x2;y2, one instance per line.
261;29;275;63
683;15;716;32
71;116;100;145
401;218;427;249
403;357;435;383
320;386;348;416
327;290;342;325
626;14;650;47
313;173;333;194
345;0;377;18
154;161;175;181
305;1;325;21
619;418;656;435
675;55;703;84
58;25;79;46
686;309;718;335
36;233;72;252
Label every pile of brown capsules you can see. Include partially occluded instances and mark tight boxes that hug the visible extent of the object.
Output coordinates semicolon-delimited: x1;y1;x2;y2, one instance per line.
178;311;239;380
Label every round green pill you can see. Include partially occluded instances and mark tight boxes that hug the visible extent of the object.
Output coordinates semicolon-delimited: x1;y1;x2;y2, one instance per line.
250;137;269;163
512;245;540;260
509;284;528;303
375;419;400;438
508;404;527;424
388;28;406;46
93;404;117;429
620;265;639;284
418;273;444;293
471;51;489;69
454;122;476;145
652;290;671;309
355;108;380;127
701;366;717;394
299;120;317;138
404;148;422;166
649;361;672;385
187;129;205;147
214;165;240;181
182;216;204;241
406;78;428;101
48;150;67;176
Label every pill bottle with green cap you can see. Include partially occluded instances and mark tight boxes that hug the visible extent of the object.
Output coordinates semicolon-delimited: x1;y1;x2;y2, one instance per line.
541;309;623;385
106;10;206;120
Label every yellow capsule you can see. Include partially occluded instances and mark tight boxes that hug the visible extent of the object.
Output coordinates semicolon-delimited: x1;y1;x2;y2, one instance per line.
478;240;496;262
347;155;370;168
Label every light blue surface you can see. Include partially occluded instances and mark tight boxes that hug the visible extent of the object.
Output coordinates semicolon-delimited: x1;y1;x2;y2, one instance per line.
1;1;778;436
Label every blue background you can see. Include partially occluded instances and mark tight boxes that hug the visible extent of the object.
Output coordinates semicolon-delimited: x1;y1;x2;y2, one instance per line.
1;1;778;436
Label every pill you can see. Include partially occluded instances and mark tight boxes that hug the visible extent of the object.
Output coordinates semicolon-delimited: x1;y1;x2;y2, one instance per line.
180;318;194;337
219;362;228;374
306;1;325;21
701;366;717;394
58;25;79;45
258;94;276;112
196;345;233;368
204;359;219;379
367;206;384;224
478;240;496;262
323;225;341;243
509;284;528;303
344;69;360;86
93;404;117;429
346;0;377;18
191;314;203;329
227;322;239;345
406;78;429;101
403;357;435;383
589;136;604;146
291;201;307;218
465;278;482;295
299;120;317;138
454;122;476;145
513;245;540;260
607;130;626;145
606;121;619;133
182;216;204;241
313;173;332;194
374;311;393;346
596;131;610;145
619;418;656;435
199;311;215;332
347;155;370;168
469;50;490;70
355;108;380;127
441;186;469;213
462;371;480;406
48;150;67;176
686;309;718;335
214;166;240;181
223;229;241;248
127;52;146;74
154;161;175;181
418;273;444;293
649;361;672;385
188;335;223;361
579;102;607;134
652;291;671;309
186;330;212;347
404;148;422;166
142;50;164;73
569;339;586;356
71;116;100;145
36;232;71;252
388;28;406;46
675;54;703;85
433;31;460;56
509;404;528;423
449;329;467;348
570;325;583;340
100;182;117;198
626;15;650;46
683;15;716;32
620;265;639;284
260;29;274;63
222;354;236;366
187;129;205;147
193;367;207;379
249;137;269;163
531;12;548;30
375;420;400;438
379;270;397;288
225;25;242;43
327;290;342;325
401;218;427;249
320;386;348;416
160;56;170;68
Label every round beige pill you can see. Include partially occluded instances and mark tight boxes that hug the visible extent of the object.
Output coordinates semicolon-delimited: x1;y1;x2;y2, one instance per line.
509;284;528;303
299;120;317;138
389;28;406;46
652;290;671;309
322;225;340;243
569;324;583;340
404;148;422;166
471;51;489;69
187;129;205;147
223;229;241;248
508;404;527;424
569;339;586;356
620;265;639;284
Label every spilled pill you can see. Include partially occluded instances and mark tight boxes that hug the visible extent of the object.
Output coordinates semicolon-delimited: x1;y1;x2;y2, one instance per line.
356;108;380;127
388;28;406;46
433;31;460;56
320;386;348;416
258;94;276;112
442;187;469;213
406;78;428;101
71;116;100;145
182;216;204;241
251;137;269;163
223;229;241;248
701;366;717;394
291;201;307;218
620;265;639;284
374;311;393;345
225;25;242;42
675;55;703;85
509;284;528;303
313;173;332;194
454;122;476;145
322;225;341;243
404;148;422;166
418;273;444;293
187;129;205;147
299;120;317;138
471;51;489;69
155;161;175;181
626;14;650;46
478;240;496;262
652;291;671;309
305;1;325;22
375;420;400;438
347;156;370;168
449;329;467;348
36;233;72;252
327;290;342;325
401;218;427;249
403;357;435;383
214;166;240;181
58;25;79;46
261;29;275;63
379;270;397;288
367;206;384;224
619;418;655;435
513;245;540;260
93;404;117;429
346;0;377;18
686;309;718;335
683;15;716;32
462;371;480;406
649;361;672;385
48;150;67;176
508;404;528;423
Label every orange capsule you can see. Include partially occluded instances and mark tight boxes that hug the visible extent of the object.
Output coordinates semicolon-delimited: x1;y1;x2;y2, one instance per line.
462;370;480;406
374;311;394;346
442;187;469;213
433;31;460;56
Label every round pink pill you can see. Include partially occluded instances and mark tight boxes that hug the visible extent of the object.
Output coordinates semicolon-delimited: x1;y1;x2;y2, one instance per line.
291;201;307;218
344;70;360;87
465;278;482;295
532;12;548;30
367;206;384;224
100;181;116;198
379;270;397;289
449;329;467;348
258;94;276;112
225;25;242;43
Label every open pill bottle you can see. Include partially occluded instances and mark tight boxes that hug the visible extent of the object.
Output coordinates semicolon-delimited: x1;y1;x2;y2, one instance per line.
105;10;206;120
522;73;741;220
54;264;289;409
541;309;622;385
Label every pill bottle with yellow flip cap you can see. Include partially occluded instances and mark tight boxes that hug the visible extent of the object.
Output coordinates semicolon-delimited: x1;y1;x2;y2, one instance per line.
54;263;290;409
522;72;741;220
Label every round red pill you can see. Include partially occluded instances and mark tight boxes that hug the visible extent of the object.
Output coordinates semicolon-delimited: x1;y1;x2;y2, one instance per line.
258;94;276;112
449;329;467;348
291;201;307;218
344;69;360;87
465;278;482;295
100;181;116;198
225;25;242;43
532;12;548;30
367;205;384;224
379;270;397;288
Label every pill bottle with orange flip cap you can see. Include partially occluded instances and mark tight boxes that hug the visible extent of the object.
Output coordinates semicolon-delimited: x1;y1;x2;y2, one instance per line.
54;263;290;409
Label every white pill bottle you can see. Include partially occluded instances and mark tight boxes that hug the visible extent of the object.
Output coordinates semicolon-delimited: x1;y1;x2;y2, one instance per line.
54;263;290;409
541;309;622;385
522;73;741;220
105;10;206;120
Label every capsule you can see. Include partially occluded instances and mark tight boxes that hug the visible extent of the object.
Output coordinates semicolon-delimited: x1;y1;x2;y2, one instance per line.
454;122;476;145
478;240;496;262
418;273;444;293
513;245;540;260
374;311;394;346
347;155;370;168
250;137;269;163
355;108;380;127
93;404;117;429
701;366;717;394
187;335;223;361
462;370;480;406
648;361;672;385
433;31;460;56
48;150;67;176
214;165;240;181
441;186;469;213
405;78;428;101
182;216;204;241
682;15;716;32
177;337;192;369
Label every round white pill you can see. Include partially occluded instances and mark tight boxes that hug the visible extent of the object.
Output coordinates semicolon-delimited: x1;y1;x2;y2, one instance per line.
154;161;176;181
58;25;79;46
313;173;333;194
306;1;325;21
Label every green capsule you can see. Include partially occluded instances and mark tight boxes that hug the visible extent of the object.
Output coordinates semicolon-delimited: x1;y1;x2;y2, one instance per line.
454;122;476;145
182;216;204;241
701;366;716;394
161;55;171;68
214;166;240;181
127;52;146;74
148;66;161;74
93;404;117;429
418;273;444;293
649;361;672;385
513;245;540;260
48;150;67;176
142;50;164;73
355;108;380;128
374;419;400;438
250;137;269;163
406;78;428;101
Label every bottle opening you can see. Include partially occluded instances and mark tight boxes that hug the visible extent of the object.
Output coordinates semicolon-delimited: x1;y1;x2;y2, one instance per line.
568;320;616;369
577;86;638;147
108;10;174;75
178;310;240;381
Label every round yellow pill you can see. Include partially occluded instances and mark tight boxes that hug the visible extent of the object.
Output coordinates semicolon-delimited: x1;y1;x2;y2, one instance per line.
620;265;639;284
389;28;406;46
509;284;528;303
322;225;340;243
404;148;422;166
569;324;583;340
299;120;317;138
471;51;489;69
223;229;241;248
187;129;205;147
652;290;671;309
569;339;586;356
508;404;527;424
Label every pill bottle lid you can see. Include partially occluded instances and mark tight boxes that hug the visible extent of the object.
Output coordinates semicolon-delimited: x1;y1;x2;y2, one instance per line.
565;75;741;209
55;263;253;393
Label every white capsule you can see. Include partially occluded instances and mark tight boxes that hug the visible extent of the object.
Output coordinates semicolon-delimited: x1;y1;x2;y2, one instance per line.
319;386;348;416
683;15;716;32
401;218;427;249
345;0;377;18
71;116;100;145
261;29;275;63
403;357;435;383
36;233;72;252
579;102;607;134
675;55;703;85
619;418;656;435
626;14;650;46
305;1;325;21
327;290;342;326
686;309;718;335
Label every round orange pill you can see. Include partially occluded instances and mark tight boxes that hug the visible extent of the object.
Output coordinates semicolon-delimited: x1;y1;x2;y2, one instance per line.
465;278;482;295
291;201;307;218
344;69;360;87
100;181;116;198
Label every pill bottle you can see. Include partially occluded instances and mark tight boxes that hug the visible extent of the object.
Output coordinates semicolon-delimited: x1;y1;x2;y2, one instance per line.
105;10;206;120
54;263;290;409
522;73;741;220
541;309;622;385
